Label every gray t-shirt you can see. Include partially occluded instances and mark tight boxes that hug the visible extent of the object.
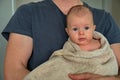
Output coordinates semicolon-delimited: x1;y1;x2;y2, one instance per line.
2;0;120;71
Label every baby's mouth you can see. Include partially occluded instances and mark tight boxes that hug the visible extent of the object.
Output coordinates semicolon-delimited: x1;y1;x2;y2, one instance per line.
78;38;86;41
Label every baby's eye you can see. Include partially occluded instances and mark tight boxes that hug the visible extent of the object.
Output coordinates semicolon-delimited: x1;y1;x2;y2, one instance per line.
72;27;79;31
84;26;90;30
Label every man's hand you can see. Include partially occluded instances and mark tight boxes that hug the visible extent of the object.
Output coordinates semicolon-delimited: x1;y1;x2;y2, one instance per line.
68;72;119;80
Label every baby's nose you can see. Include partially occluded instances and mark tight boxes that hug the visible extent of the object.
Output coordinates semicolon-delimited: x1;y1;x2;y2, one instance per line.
79;30;84;35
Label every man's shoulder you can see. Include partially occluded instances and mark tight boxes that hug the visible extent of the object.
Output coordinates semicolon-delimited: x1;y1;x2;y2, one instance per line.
16;0;52;12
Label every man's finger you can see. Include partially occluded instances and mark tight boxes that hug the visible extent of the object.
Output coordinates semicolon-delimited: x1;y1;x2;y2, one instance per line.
68;73;101;80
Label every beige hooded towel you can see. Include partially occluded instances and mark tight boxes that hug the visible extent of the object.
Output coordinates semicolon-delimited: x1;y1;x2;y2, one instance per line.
24;31;118;80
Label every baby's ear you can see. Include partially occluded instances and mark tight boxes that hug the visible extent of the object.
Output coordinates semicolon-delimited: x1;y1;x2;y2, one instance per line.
94;25;96;30
65;27;69;34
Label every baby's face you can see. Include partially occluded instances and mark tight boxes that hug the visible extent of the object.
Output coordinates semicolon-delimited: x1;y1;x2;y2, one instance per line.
66;13;95;46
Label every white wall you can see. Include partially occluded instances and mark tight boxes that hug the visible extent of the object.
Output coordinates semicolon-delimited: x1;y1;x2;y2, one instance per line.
111;0;120;26
0;0;13;80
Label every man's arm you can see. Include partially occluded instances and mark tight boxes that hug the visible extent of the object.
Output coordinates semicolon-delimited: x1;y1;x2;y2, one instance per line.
4;33;33;80
68;73;120;80
111;43;120;68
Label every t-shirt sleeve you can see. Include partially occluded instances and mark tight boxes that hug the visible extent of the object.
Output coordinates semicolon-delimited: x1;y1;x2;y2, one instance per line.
104;13;120;44
1;4;33;40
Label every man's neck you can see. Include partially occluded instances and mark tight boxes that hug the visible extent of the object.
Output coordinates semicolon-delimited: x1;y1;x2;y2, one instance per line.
52;0;83;15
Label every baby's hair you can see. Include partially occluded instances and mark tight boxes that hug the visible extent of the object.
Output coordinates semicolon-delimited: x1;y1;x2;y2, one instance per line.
66;5;93;23
67;5;93;17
